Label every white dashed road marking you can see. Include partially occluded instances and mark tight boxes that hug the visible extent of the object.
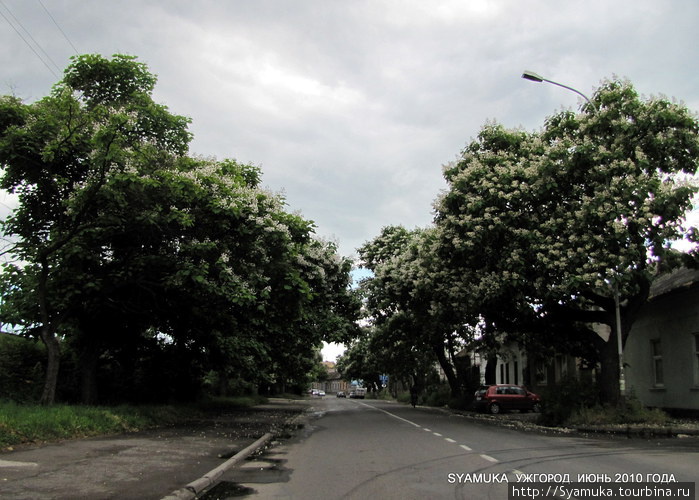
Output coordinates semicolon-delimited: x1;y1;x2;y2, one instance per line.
359;401;501;465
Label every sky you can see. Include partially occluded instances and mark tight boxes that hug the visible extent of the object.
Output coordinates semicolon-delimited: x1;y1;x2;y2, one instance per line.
2;1;699;361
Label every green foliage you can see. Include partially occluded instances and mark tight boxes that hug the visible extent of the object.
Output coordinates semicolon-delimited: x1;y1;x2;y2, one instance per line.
422;383;452;407
537;376;600;427
0;54;359;405
435;79;699;404
357;227;467;397
0;402;201;448
0;335;45;402
567;396;669;426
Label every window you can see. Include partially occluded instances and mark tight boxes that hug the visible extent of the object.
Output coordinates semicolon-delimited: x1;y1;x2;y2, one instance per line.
693;334;699;387
651;339;663;387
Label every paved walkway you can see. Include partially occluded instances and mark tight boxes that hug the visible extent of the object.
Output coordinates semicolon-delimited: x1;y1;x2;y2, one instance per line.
0;399;309;500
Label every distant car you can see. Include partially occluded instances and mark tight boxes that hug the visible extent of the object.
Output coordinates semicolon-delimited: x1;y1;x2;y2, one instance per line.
310;389;319;396
348;387;366;399
337;391;346;398
318;390;325;397
473;385;541;414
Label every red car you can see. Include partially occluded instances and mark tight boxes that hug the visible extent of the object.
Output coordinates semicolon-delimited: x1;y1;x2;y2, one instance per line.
473;385;541;414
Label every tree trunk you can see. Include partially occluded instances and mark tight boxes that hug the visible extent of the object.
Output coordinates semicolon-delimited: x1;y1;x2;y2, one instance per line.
39;324;60;405
431;341;461;397
38;259;60;405
484;355;497;385
80;341;100;405
598;336;620;406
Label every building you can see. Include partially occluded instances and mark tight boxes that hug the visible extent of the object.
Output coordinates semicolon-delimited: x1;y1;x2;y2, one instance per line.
311;361;349;394
468;268;699;414
624;268;699;413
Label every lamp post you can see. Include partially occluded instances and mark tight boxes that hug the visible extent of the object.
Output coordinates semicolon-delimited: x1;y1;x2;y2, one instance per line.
521;70;625;401
521;70;598;112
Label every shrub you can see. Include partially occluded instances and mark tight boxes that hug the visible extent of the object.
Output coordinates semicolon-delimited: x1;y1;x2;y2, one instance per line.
568;395;669;426
422;383;451;407
0;335;45;403
447;395;472;410
537;376;600;427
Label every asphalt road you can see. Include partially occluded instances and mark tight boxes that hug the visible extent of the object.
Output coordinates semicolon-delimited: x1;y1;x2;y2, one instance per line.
218;397;699;499
2;398;698;499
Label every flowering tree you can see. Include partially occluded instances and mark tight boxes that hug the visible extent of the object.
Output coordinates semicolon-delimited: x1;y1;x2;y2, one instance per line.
0;55;359;403
358;226;470;396
0;54;191;404
435;79;699;404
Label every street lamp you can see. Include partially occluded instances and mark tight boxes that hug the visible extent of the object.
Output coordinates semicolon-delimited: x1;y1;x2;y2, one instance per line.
521;70;598;112
521;70;625;401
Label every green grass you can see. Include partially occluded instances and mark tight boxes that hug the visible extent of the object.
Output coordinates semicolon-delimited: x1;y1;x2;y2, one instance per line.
0;396;267;449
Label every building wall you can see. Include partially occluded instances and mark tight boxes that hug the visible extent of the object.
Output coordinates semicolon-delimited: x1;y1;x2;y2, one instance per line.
625;285;699;411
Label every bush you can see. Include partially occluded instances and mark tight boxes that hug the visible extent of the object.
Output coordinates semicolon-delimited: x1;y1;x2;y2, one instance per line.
568;395;669;426
447;395;473;410
422;383;451;407
396;391;411;404
0;335;45;403
537;376;600;427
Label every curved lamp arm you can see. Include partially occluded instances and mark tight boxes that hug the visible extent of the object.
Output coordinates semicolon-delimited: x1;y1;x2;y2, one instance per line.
522;70;598;113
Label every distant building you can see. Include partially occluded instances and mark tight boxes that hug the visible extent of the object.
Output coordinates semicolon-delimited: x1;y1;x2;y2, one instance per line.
311;361;349;394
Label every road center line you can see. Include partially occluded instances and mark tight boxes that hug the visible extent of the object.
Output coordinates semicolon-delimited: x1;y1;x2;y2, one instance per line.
480;454;498;463
359;402;477;454
359;401;422;427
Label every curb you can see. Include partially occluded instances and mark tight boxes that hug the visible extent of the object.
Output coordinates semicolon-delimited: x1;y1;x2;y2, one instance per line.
574;426;699;437
436;406;699;438
161;432;274;500
160;400;311;500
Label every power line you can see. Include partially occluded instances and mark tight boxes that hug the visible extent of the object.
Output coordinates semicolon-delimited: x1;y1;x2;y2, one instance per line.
38;0;79;55
0;0;59;78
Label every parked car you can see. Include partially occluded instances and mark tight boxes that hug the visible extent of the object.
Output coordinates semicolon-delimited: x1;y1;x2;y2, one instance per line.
317;390;325;397
473;385;541;414
310;389;319;396
337;391;346;398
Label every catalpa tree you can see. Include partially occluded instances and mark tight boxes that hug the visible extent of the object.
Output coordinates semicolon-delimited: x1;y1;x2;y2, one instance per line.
436;79;699;404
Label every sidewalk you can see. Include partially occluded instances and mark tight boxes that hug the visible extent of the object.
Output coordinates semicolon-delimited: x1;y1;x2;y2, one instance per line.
0;399;309;500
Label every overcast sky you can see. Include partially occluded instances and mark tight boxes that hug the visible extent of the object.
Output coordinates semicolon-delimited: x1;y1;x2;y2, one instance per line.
2;1;698;361
3;0;698;262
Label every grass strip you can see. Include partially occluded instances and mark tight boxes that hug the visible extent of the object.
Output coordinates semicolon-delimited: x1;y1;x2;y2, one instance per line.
0;396;266;449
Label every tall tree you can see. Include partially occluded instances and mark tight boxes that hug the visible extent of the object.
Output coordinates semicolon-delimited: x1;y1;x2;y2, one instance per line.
435;79;699;404
0;54;191;404
358;226;467;396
